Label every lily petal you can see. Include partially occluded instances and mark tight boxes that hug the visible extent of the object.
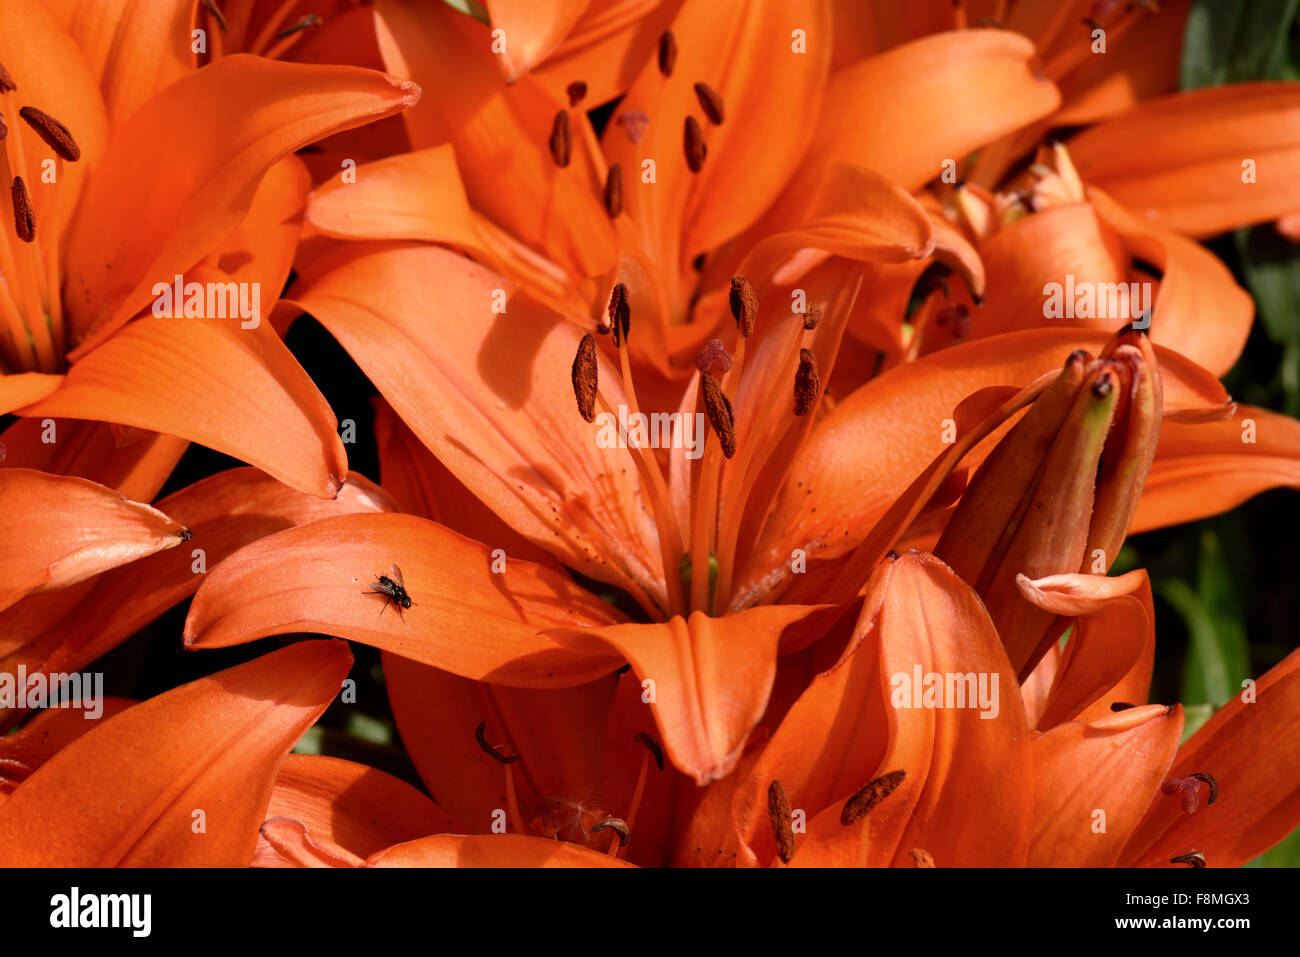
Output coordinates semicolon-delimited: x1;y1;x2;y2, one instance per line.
1;417;187;502
1134;404;1300;534
1031;706;1183;867
1017;571;1155;729
288;241;665;611
0;373;65;416
547;605;825;784
366;832;635;867
383;653;618;834
486;0;592;84
0;640;352;866
807;29;1059;195
1123;646;1300;868
252;754;452;867
184;512;627;687
0;469;391;688
1069;82;1300;238
19;317;348;499
0;698;135;795
738;330;1230;606
63;54;420;349
373;0;615;279
0;468;188;612
45;0;194;125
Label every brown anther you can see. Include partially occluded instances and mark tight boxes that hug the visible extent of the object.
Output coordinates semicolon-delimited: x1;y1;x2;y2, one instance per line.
1091;376;1114;398
275;13;322;40
910;848;935;868
634;731;665;771
1109;701;1137;711
591;817;630;847
0;115;7;140
693;82;725;125
802;304;823;330
0;60;15;93
1170;850;1206;868
11;177;34;243
794;348;820;417
180;528;194;543
701;372;736;459
658;31;678;77
474;720;519;764
729;275;757;337
201;0;230;31
768;780;795;863
18;107;80;162
566;81;588;107
571;333;598;423
1189;772;1218;806
604;162;623;219
695;338;733;377
684;115;707;173
841;769;906;825
549;110;572;168
607;282;631;347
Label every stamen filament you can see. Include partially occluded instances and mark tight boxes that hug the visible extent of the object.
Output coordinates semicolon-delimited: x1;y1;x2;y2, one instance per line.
597;384;686;618
248;0;303;57
263;15;322;60
714;326;805;609
610;749;651;858
0;117;56;372
503;763;527;835
1043;8;1145;83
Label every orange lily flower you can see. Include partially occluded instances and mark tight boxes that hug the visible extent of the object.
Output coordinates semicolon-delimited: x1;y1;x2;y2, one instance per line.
304;0;1062;390
686;551;1300;868
23;548;1291;867
181;224;1251;809
0;0;419;500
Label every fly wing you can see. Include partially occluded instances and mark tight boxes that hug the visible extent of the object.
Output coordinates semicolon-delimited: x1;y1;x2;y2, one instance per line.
390;564;404;588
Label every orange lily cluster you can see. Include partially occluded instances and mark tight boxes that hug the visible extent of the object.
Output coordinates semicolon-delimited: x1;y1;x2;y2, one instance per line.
1;0;1299;869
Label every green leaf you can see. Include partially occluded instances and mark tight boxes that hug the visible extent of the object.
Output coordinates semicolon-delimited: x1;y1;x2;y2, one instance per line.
1181;0;1300;89
1157;530;1250;708
1247;822;1300;867
1179;702;1216;743
1234;227;1300;344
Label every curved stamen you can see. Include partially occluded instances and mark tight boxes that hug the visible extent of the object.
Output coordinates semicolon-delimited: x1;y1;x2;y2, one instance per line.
592;817;630;848
475;720;519;764
634;731;665;771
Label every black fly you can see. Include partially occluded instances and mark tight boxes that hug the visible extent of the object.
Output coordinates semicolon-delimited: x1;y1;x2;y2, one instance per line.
368;564;413;619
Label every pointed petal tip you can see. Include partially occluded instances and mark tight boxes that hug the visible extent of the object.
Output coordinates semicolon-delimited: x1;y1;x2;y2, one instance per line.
395;78;422;107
